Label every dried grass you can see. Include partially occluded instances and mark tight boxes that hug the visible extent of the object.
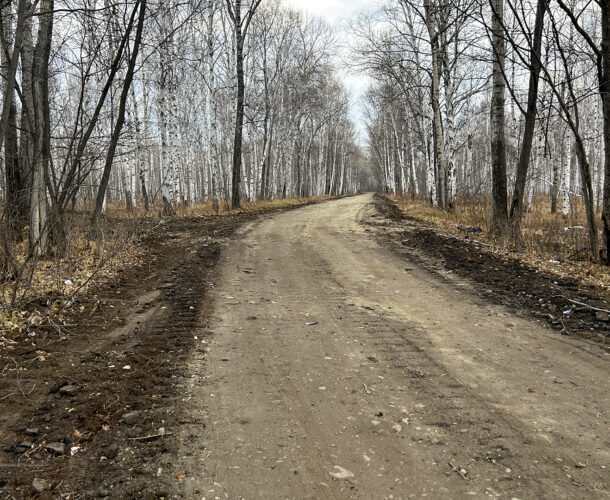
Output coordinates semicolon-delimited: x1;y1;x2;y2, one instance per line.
0;211;144;329
391;194;610;293
1;195;332;330
102;195;334;219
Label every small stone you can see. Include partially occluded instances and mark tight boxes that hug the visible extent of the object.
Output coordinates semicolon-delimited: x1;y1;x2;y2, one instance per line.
9;441;32;454
98;489;110;497
24;427;39;436
49;381;69;394
122;411;140;425
29;315;44;326
126;426;142;438
32;478;52;493
595;311;609;322
330;465;354;480
45;442;65;455
58;385;78;397
104;443;120;460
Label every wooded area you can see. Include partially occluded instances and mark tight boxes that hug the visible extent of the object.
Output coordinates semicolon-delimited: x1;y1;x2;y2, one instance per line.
2;2;610;497
358;0;610;263
0;0;370;291
2;0;610;308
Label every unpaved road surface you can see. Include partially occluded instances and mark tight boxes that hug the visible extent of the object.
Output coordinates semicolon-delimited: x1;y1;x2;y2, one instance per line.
176;194;609;499
1;194;608;499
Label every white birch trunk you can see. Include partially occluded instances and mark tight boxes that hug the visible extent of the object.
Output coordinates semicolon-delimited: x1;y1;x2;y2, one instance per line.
561;137;572;217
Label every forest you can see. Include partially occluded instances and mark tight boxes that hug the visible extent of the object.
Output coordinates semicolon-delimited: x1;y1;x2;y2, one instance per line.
0;0;372;303
1;0;610;295
359;0;610;266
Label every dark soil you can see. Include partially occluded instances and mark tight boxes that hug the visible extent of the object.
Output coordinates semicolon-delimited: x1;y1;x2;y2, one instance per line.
0;207;301;499
373;194;610;346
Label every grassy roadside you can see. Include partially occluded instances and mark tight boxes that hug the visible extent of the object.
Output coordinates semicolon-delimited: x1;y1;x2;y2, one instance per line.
386;194;610;294
375;194;610;344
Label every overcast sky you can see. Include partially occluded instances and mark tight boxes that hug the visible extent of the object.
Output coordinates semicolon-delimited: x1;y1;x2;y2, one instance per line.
285;0;374;24
284;0;378;142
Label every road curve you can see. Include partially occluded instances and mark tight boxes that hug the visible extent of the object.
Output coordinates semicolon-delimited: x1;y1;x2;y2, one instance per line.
179;193;609;499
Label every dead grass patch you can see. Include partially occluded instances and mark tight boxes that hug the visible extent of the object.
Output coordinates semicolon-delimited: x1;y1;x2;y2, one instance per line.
1;195;332;334
102;195;334;219
389;194;610;293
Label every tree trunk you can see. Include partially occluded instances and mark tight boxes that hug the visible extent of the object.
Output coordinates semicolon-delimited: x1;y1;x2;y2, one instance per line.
29;0;53;255
230;0;244;208
561;133;571;218
1;0;29;234
440;13;456;207
490;0;508;236
508;0;546;242
92;0;146;229
424;0;447;209
132;85;149;210
19;0;34;217
551;128;560;213
574;135;600;261
205;1;220;211
600;1;610;263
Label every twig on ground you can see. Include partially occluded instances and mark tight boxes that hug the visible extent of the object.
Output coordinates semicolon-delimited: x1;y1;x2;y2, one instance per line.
47;317;72;336
127;432;172;441
449;461;468;480
454;236;499;250
8;358;26;399
567;299;610;315
567;247;588;260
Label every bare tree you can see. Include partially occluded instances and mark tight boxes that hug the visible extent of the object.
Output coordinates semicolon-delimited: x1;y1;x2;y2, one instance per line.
489;0;508;236
508;0;547;242
92;0;147;229
225;0;262;208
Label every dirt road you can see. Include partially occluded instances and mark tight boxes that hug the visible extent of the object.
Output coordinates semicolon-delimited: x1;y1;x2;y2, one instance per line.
175;194;609;499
